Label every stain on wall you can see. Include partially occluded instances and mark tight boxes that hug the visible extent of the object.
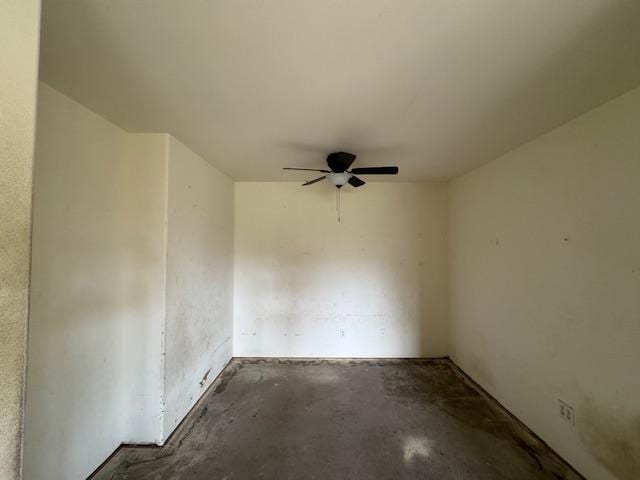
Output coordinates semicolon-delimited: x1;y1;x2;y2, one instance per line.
449;85;640;480
233;182;449;358
578;399;640;480
0;1;40;479
163;137;234;439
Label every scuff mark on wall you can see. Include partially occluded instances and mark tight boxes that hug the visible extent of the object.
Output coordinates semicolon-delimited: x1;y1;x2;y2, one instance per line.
199;369;211;387
162;136;234;440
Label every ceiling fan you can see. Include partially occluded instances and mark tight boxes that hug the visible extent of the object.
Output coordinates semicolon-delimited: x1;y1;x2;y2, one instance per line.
283;151;399;188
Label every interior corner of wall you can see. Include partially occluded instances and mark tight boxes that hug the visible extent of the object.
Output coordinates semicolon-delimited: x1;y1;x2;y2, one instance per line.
156;133;170;445
165;133;174;152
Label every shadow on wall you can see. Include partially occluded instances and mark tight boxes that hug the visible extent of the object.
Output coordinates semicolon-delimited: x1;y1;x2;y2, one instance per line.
444;2;640;177
40;0;176;132
577;399;640;480
26;171;154;477
24;86;167;479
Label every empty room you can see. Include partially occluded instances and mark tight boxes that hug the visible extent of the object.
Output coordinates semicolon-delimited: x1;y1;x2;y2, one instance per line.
2;1;640;479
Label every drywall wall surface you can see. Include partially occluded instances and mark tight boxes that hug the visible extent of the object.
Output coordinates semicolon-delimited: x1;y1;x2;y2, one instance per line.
25;85;167;479
234;182;448;358
26;83;128;480
449;86;640;480
0;1;40;479
120;133;168;443
163;137;234;438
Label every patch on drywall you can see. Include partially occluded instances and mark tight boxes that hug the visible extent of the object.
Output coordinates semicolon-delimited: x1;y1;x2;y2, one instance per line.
578;398;640;480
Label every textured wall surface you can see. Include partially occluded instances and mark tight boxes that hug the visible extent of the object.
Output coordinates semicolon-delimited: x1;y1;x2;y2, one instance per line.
163;137;234;437
234;182;449;358
0;1;40;479
449;86;640;480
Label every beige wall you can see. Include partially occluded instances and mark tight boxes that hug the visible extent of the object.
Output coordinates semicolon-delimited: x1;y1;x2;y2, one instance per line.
25;85;235;477
234;182;448;357
163;137;234;437
0;1;40;479
119;133;168;443
25;84;168;480
449;86;640;480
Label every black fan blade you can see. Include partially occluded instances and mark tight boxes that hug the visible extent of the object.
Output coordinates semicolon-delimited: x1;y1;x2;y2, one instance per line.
348;176;365;188
327;152;357;172
302;176;326;186
284;167;331;173
350;166;399;175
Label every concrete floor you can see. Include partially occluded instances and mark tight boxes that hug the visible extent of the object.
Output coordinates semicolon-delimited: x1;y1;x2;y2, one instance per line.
94;359;583;480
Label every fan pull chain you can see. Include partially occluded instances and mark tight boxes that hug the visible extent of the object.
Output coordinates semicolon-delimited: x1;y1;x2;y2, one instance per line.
336;187;341;223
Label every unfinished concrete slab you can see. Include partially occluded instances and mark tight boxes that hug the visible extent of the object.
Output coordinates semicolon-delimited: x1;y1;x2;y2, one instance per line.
93;359;583;480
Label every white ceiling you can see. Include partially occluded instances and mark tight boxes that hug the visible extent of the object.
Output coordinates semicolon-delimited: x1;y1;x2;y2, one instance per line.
40;1;640;181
